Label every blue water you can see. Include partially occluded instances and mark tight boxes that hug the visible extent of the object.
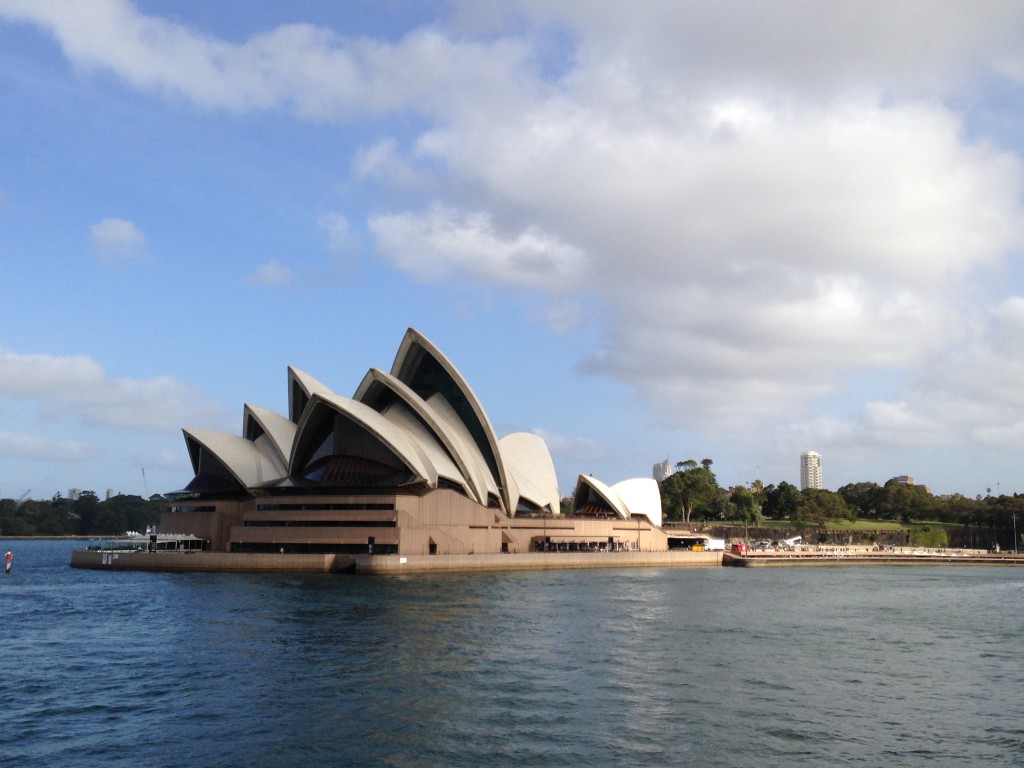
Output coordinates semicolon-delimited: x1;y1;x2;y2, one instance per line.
2;539;1023;767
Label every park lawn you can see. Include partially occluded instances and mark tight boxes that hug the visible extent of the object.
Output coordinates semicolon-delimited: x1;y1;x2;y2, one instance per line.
817;519;908;531
757;519;907;531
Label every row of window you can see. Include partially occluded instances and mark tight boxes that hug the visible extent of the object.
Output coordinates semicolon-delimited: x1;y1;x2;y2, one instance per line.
255;502;395;511
242;520;396;527
230;542;398;555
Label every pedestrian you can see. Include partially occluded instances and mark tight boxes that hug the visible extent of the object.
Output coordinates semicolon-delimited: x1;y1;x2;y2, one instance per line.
5;548;11;574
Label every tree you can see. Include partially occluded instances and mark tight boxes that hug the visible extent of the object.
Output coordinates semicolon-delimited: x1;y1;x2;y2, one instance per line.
660;463;721;523
763;481;800;520
876;480;937;523
795;488;854;523
837;481;882;519
730;486;762;534
74;491;101;535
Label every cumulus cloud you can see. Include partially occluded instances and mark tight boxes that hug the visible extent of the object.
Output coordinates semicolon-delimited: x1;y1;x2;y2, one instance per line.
245;261;293;287
9;0;1024;487
0;0;536;121
0;348;229;432
320;212;358;254
370;204;586;291
90;217;148;264
530;428;607;463
0;431;100;462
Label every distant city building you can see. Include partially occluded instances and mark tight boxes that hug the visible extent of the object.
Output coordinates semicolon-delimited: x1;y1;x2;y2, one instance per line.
653;459;672;482
106;488;115;500
892;475;914;486
68;488;81;501
800;451;822;490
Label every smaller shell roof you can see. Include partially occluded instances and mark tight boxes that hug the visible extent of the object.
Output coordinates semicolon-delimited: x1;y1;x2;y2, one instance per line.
354;367;490;505
611;478;663;527
391;328;512;512
499;432;560;515
183;428;286;489
288;366;334;423
291;392;438;488
243;404;297;466
573;474;630;520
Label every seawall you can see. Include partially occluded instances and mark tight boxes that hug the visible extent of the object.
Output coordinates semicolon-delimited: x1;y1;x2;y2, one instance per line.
724;551;1024;567
70;548;723;574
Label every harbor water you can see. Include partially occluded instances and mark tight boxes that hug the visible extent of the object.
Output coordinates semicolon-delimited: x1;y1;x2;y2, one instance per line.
2;539;1023;767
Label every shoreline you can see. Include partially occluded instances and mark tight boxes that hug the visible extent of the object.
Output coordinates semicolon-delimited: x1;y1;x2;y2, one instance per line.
726;550;1024;567
70;548;724;573
67;546;1024;574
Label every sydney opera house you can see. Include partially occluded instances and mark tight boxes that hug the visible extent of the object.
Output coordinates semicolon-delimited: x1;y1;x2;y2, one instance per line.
159;328;670;559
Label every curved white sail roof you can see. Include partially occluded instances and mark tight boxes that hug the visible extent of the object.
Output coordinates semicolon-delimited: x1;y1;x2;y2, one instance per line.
178;327;563;514
243;404;296;473
612;478;663;527
573;474;630;520
290;392;437;489
354;368;490;505
183;428;285;490
499;432;560;515
288;366;334;424
390;328;512;513
425;392;502;506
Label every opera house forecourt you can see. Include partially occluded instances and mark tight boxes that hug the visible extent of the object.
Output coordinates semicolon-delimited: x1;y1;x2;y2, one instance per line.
72;328;717;574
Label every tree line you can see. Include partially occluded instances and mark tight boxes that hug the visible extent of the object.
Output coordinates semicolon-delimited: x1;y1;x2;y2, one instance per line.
659;459;1024;548
0;491;163;537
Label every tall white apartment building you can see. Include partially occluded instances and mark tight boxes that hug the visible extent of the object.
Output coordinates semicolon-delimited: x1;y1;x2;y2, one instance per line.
652;459;672;482
800;451;822;490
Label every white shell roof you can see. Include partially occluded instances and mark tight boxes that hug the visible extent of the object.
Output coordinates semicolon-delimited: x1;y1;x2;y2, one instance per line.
499;432;560;515
354;368;490;505
180;327;563;514
391;328;512;513
243;404;296;468
288;366;334;423
573;474;630;520
291;392;437;488
612;478;663;527
184;428;285;488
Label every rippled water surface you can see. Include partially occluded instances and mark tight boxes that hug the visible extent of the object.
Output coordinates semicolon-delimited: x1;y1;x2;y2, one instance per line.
3;540;1023;767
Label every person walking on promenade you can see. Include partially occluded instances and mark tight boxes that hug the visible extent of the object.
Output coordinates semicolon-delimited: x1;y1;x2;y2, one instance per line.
5;548;11;574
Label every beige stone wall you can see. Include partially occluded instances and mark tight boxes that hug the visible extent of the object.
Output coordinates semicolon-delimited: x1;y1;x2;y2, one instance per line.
159;489;670;556
161;501;243;550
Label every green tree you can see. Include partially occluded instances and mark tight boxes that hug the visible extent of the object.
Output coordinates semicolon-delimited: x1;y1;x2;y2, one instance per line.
660;463;721;523
837;481;882;519
730;485;763;534
74;491;101;535
876;480;938;523
795;488;853;524
763;481;800;520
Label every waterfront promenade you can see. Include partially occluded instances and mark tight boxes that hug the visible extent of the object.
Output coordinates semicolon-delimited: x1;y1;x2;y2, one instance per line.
725;547;1024;567
68;545;1024;574
70;547;724;574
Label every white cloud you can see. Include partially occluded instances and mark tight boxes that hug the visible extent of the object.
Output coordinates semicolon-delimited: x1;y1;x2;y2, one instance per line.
0;0;536;122
8;1;1024;489
370;204;586;291
90;217;148;264
530;428;607;463
245;261;293;287
320;212;358;254
0;431;100;462
0;348;228;432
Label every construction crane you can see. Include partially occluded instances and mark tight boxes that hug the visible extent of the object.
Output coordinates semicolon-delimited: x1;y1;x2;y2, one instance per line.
15;489;30;508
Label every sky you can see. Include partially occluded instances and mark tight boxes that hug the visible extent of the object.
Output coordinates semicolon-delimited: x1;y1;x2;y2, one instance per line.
2;1;1024;503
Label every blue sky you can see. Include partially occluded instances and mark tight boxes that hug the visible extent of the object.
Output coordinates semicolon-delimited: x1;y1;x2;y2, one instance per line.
2;1;1024;502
